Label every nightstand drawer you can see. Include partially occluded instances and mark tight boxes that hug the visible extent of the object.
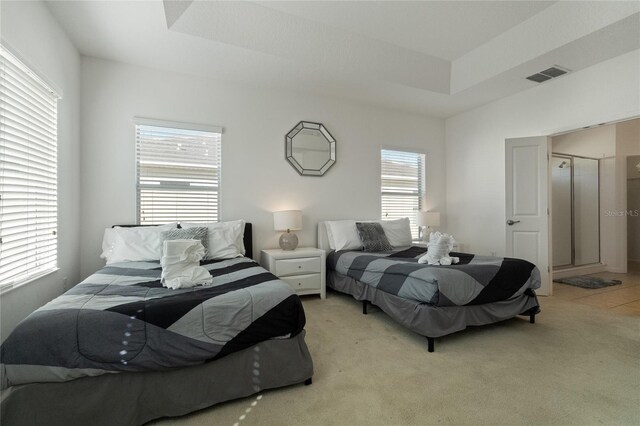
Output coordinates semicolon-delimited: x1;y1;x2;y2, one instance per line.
280;273;321;291
274;257;321;277
260;248;326;299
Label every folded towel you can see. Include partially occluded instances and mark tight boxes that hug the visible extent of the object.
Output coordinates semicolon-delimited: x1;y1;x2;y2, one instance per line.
163;239;206;263
162;266;213;290
418;232;457;265
161;240;212;289
439;256;459;266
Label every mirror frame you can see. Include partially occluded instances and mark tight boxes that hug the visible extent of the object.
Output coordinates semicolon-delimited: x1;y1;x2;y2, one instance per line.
285;121;336;176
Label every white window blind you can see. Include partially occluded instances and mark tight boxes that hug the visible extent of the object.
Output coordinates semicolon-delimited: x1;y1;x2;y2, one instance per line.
0;46;59;288
381;149;425;240
136;123;221;225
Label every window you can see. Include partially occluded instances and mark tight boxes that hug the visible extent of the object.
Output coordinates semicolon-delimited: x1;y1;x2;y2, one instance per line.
135;120;222;225
380;149;425;240
0;46;59;288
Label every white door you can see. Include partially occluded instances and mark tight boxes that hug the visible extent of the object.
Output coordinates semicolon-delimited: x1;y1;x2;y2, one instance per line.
505;137;551;295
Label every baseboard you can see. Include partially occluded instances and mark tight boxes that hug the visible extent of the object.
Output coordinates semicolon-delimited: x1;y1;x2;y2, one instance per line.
606;266;628;273
552;264;607;280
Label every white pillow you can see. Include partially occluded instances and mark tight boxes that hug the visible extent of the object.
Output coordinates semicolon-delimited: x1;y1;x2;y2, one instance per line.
100;228;118;262
325;220;362;251
181;220;245;259
378;218;412;247
104;223;178;264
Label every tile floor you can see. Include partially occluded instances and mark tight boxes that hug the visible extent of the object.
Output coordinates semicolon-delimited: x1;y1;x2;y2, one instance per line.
552;261;640;315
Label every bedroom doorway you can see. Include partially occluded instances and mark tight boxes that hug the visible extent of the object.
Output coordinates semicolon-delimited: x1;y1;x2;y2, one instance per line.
549;125;611;281
506;117;639;298
546;118;640;300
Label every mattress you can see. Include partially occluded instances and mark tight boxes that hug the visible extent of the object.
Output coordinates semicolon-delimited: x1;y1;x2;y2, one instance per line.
327;246;541;306
1;257;306;389
328;270;539;338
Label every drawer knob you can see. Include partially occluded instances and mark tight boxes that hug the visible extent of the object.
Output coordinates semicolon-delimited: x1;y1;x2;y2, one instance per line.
298;266;301;268
298;283;301;286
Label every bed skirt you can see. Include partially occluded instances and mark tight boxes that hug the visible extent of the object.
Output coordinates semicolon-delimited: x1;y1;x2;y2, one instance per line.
329;270;539;338
0;331;313;426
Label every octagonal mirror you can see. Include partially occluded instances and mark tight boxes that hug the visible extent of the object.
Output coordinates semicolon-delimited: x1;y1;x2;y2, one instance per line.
285;121;336;176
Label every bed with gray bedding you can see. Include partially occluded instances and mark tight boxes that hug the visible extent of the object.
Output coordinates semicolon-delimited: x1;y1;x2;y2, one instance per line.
329;246;540;307
1;245;313;425
319;223;540;352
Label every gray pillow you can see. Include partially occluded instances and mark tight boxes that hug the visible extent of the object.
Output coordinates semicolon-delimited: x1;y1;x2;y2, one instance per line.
160;227;208;256
355;222;393;252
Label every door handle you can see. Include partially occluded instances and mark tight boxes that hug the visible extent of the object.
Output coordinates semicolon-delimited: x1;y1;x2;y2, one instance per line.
506;220;521;226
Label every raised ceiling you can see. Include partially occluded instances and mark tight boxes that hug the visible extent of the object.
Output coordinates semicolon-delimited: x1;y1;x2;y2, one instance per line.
45;0;640;117
255;1;556;61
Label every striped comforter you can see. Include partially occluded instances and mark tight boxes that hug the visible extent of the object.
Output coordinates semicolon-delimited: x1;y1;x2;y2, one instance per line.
1;257;305;389
328;247;540;306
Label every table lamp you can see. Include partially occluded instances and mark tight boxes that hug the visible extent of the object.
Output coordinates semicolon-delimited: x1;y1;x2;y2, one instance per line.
417;211;440;241
274;210;302;250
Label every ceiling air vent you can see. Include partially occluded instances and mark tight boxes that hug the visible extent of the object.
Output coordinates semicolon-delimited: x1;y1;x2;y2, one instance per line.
526;73;552;83
526;66;570;83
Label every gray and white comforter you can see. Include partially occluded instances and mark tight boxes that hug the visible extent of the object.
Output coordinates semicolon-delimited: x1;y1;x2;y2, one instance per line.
1;257;305;389
328;247;540;306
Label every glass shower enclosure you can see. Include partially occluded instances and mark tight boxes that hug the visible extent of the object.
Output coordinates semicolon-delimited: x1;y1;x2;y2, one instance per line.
551;155;600;268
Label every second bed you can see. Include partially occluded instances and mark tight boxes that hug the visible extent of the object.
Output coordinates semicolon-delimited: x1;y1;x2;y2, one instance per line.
318;222;540;352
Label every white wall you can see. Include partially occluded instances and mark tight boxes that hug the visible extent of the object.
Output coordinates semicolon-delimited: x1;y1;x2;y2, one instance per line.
445;50;640;278
80;57;446;277
0;1;81;341
552;125;616;158
599;155;619;271
628;154;640;262
617;120;640;264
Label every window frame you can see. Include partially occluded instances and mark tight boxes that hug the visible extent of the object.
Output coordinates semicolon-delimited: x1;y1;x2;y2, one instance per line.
0;44;61;291
379;146;426;241
133;117;223;225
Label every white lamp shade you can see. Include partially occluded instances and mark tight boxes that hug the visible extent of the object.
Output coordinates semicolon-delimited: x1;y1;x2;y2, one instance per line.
417;211;440;227
274;210;302;231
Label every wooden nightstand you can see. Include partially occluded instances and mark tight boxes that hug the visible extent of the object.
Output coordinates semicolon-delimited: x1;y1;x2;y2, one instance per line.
260;248;326;299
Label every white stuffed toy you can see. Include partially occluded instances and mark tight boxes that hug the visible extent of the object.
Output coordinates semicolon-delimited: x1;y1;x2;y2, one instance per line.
418;232;459;265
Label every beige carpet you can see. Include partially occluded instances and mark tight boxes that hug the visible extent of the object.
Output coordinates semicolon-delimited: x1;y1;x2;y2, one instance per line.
152;292;640;426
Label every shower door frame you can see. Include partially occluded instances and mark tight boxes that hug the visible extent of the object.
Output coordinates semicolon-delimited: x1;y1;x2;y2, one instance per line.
552;152;601;269
552;154;574;268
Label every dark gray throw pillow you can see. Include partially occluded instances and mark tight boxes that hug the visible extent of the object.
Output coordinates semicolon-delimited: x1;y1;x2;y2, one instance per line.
160;227;209;256
355;222;393;252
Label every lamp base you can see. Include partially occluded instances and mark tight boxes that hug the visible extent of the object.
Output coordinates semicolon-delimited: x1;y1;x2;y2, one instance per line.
279;232;299;250
419;226;433;242
418;226;426;242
